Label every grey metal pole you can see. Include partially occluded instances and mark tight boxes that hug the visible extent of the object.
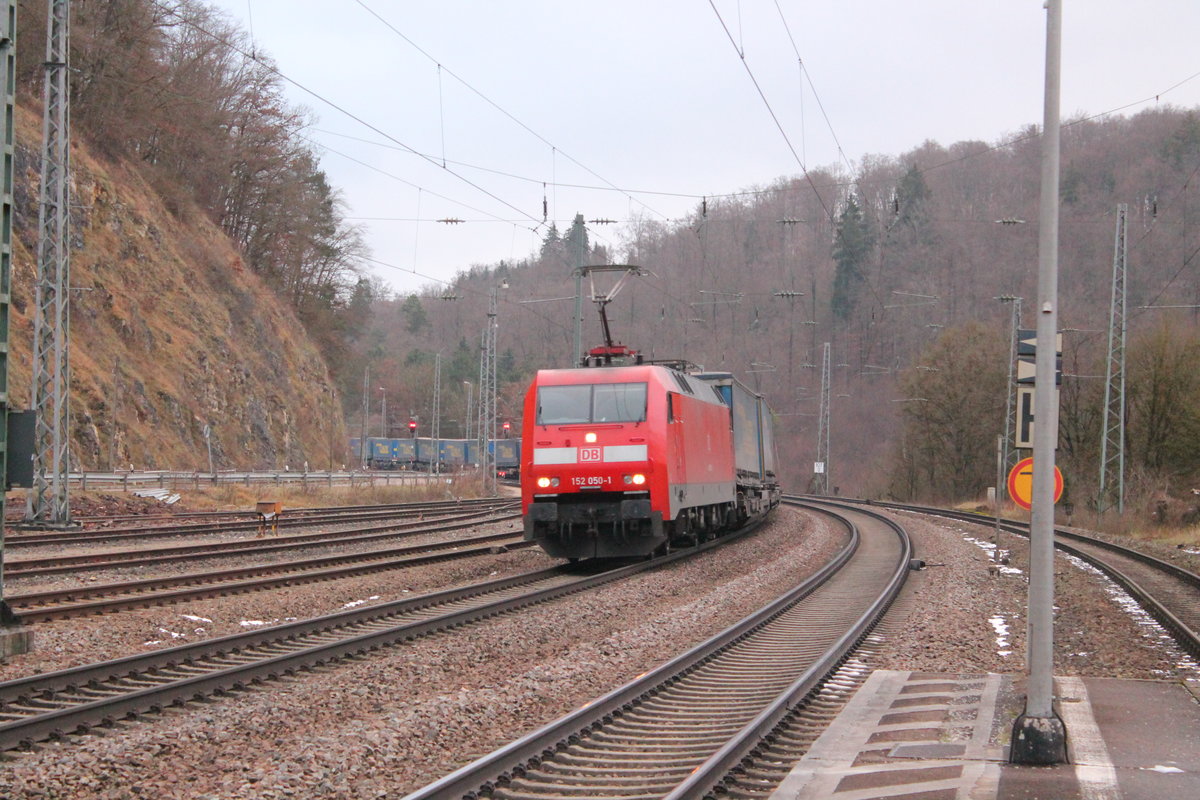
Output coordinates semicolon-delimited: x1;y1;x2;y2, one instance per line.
359;366;369;467
1011;0;1067;764
463;381;473;441
571;214;586;366
1000;296;1022;486
994;435;1003;559
430;353;441;476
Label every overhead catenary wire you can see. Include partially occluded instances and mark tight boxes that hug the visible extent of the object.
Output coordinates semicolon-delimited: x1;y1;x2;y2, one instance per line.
352;0;670;222
154;2;545;230
771;0;854;176
707;0;835;224
164;1;1200;296
295;131;538;234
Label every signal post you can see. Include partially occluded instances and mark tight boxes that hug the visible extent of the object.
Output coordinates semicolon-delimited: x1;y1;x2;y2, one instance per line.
1010;0;1068;765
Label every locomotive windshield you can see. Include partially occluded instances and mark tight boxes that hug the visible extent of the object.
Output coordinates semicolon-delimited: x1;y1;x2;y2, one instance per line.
537;382;647;425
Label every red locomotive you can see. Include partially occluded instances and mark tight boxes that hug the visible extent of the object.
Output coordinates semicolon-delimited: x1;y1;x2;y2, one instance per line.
520;361;779;559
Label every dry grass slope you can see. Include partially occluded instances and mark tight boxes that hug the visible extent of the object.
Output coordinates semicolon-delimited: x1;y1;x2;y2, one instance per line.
7;104;347;471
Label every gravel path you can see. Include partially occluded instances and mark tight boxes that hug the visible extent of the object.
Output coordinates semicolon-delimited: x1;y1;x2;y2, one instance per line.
0;504;1192;799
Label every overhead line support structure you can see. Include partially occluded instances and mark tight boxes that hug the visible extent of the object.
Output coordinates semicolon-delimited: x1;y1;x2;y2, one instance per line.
26;0;72;529
996;295;1023;493
477;287;501;496
0;0;29;648
815;342;831;495
1098;204;1127;515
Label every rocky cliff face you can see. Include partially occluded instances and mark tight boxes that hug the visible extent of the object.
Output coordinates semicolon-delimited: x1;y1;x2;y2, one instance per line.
8;106;347;471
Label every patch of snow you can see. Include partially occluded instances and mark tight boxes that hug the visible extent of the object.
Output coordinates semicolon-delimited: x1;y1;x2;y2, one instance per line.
1062;553;1200;676
180;614;212;623
962;535;1022;573
1141;765;1184;774
989;614;1012;656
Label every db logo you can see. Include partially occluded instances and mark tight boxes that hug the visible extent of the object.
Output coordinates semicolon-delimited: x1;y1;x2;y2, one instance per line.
579;447;601;462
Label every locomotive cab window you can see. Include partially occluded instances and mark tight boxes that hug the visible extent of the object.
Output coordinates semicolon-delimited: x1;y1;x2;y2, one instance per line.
537;382;647;425
593;383;646;422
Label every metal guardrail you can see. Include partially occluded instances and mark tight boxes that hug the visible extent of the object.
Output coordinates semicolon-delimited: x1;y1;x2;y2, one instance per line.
65;470;455;492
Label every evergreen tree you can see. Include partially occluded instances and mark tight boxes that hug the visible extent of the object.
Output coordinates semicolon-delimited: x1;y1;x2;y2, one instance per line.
539;223;562;260
831;195;873;320
401;295;429;334
563;213;589;265
895;165;931;235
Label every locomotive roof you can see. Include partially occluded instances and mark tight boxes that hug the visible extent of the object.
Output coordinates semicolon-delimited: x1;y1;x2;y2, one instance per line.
535;364;685;384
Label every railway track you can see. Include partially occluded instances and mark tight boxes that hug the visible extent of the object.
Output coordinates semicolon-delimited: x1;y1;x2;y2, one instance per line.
5;497;513;548
841;498;1200;659
5;504;518;578
403;500;912;800
0;512;768;752
8;526;529;622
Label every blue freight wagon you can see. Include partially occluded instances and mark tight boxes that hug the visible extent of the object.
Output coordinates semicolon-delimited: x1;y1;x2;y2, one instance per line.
439;439;468;470
392;438;417;469
367;438;393;468
415;437;438;470
493;438;521;478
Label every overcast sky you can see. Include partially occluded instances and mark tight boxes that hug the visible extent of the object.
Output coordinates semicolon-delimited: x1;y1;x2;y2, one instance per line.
206;1;1200;295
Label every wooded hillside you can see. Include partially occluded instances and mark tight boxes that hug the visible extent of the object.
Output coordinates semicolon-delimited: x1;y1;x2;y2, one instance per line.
15;0;1197;513
9;0;357;469
357;108;1200;513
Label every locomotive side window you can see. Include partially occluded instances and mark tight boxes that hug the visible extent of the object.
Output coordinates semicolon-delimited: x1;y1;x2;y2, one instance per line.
537;383;647;424
593;383;647;422
537;385;592;424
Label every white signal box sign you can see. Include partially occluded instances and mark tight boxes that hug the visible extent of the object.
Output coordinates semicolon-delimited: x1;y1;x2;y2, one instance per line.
1015;384;1059;450
1016;386;1036;449
814;462;825;474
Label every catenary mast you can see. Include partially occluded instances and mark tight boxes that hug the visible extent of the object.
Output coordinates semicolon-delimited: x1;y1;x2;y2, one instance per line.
26;0;71;526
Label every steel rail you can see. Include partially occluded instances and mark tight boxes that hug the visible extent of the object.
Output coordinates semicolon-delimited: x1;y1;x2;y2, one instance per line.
666;501;912;800
5;498;515;547
11;529;530;621
0;514;765;751
826;497;1200;659
402;500;910;800
6;506;517;576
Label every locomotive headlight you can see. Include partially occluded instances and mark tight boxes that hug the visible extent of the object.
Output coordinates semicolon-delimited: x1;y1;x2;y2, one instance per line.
628;473;646;485
585;432;597;443
536;476;552;489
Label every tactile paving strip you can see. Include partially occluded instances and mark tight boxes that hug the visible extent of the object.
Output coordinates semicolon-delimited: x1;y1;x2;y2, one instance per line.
768;670;1006;800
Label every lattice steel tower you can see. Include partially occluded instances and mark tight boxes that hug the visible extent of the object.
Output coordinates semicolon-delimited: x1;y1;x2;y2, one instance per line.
26;0;71;525
0;0;18;618
476;288;498;495
1098;204;1128;514
815;342;831;495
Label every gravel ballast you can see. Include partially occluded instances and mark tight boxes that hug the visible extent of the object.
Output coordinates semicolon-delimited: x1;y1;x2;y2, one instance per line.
0;504;1193;799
